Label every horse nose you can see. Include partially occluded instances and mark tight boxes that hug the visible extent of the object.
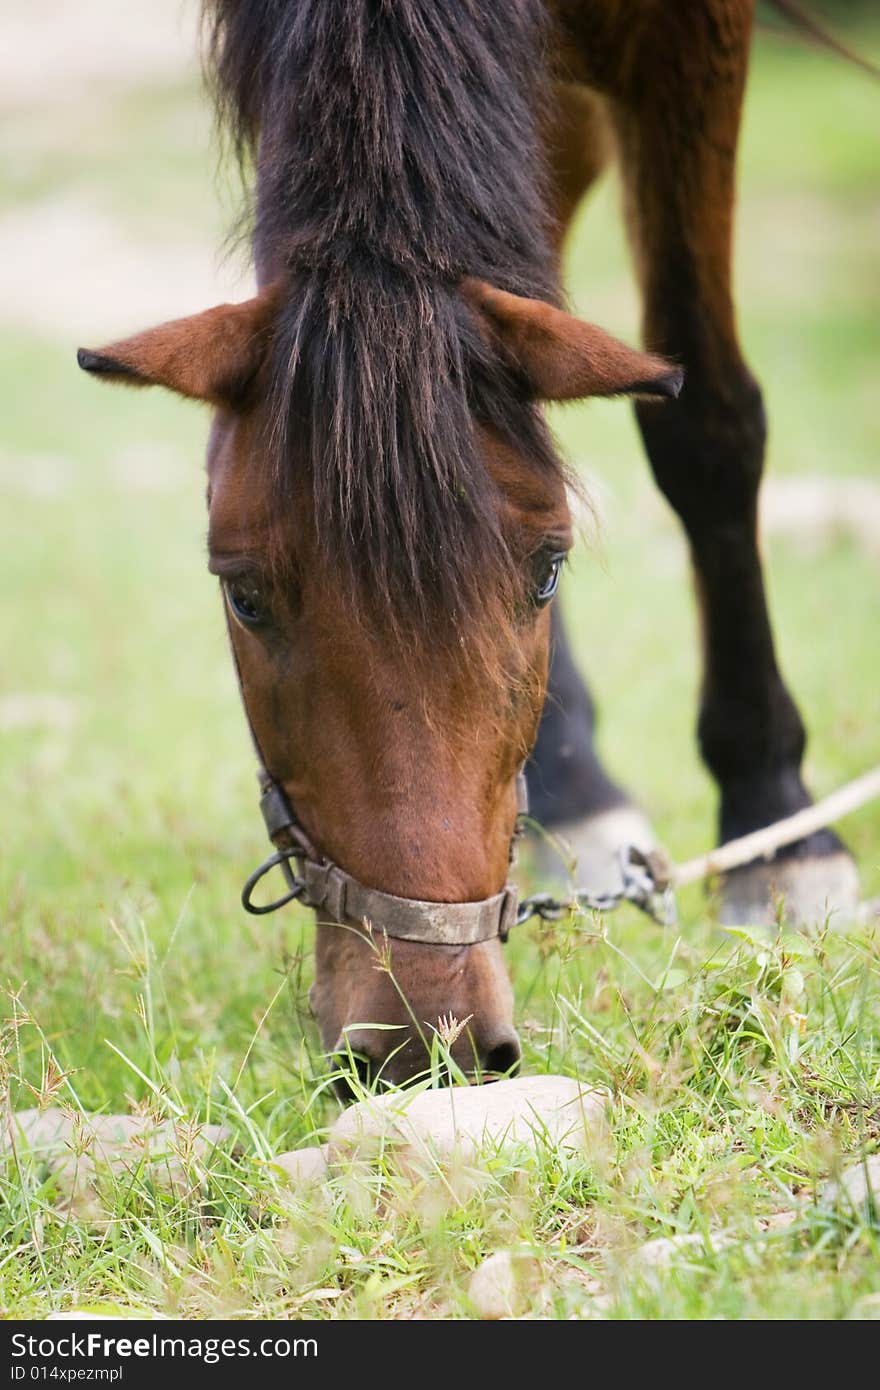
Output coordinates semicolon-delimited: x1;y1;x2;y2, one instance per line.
330;1028;402;1097
330;1023;521;1095
479;1027;522;1078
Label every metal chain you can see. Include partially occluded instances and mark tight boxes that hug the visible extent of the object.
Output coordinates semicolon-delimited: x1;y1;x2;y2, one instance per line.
244;838;676;928
244;762;880;928
515;845;677;929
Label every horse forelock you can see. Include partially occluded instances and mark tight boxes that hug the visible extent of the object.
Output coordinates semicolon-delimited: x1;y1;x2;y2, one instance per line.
202;0;565;661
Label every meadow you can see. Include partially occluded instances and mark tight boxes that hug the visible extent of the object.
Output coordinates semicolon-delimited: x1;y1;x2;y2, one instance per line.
1;6;878;1318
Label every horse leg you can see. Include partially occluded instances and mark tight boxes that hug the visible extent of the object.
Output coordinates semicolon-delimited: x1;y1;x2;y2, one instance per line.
525;80;657;890
526;602;657;886
601;2;858;924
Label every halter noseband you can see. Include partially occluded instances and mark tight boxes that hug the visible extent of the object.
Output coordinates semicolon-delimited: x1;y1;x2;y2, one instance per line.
229;611;526;944
241;763;526;945
229;620;672;941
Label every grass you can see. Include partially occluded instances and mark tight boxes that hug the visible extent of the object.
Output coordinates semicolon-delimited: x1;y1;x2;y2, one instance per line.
1;16;879;1319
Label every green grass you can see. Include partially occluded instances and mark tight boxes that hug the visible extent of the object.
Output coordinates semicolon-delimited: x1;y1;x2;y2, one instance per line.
1;22;879;1319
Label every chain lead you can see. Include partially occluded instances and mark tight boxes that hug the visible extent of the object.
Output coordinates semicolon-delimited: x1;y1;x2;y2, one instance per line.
243;839;677;931
516;845;677;929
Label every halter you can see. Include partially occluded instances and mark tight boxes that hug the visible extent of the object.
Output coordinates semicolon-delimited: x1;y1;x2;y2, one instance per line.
241;763;525;945
229;617;673;943
227;611;522;945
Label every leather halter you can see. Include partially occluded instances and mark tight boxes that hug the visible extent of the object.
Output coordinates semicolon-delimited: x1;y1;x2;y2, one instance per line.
243;764;526;944
227;613;526;945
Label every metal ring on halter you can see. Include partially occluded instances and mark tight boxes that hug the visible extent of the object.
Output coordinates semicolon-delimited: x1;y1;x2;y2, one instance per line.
241;848;308;915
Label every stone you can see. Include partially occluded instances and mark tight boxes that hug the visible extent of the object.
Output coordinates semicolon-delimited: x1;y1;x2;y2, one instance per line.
3;1108;229;1159
822;1154;880;1217
630;1228;739;1275
758;1210;798;1232
270;1145;330;1186
329;1075;607;1168
633;1232;711;1271
3;1108;231;1214
468;1251;536;1320
625;1210;801;1281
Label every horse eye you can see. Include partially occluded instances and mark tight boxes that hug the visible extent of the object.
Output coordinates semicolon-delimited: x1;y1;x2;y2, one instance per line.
533;551;566;607
225;576;270;628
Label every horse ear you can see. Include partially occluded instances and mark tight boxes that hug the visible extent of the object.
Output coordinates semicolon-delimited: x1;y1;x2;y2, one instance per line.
462;278;683;403
76;279;285;409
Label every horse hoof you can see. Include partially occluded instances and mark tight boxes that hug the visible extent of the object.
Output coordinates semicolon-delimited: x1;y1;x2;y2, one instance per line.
718;843;860;929
523;805;657;897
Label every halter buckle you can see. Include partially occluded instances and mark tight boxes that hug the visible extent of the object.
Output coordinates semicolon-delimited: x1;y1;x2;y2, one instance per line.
241;848;308;915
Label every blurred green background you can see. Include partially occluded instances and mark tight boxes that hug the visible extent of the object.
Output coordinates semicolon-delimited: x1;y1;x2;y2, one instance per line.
0;1;877;1116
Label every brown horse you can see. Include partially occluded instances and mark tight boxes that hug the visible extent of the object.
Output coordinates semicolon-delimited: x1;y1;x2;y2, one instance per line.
78;0;858;1089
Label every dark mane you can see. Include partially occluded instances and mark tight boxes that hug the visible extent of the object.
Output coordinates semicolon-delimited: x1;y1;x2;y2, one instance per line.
202;0;565;644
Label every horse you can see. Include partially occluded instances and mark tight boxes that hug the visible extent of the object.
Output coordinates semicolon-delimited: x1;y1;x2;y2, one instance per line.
77;0;859;1090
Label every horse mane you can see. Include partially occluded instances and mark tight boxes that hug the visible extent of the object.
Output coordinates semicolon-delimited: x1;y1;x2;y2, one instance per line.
202;0;565;648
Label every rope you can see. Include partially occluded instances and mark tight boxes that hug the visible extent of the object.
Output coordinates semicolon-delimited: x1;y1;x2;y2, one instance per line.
674;765;880;888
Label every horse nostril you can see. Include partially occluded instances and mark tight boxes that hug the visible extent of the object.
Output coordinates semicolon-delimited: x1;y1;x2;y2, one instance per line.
481;1031;522;1078
330;1031;391;1099
331;1046;374;1100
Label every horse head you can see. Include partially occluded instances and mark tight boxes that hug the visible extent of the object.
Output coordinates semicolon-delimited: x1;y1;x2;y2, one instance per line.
80;273;678;1090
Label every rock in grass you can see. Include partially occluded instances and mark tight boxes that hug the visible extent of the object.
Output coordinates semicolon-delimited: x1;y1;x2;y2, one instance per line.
3;1108;230;1160
329;1075;607;1168
468;1251;537;1319
270;1144;330;1186
822;1154;880;1218
632;1231;728;1272
2;1109;230;1217
6;1080;606;1213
